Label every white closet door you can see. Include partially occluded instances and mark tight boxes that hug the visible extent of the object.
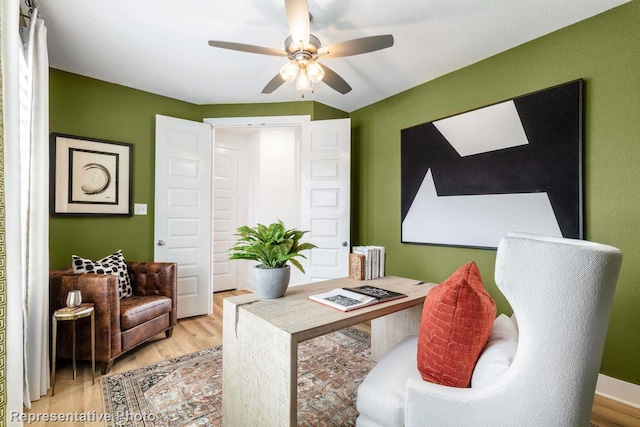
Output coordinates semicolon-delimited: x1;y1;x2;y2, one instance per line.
213;146;240;292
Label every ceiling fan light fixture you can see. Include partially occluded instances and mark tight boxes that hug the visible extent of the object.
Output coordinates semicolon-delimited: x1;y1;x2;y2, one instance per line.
208;2;392;97
296;69;311;91
306;60;324;83
280;60;299;82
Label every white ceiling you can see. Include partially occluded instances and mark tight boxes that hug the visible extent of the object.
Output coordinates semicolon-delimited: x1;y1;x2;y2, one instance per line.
37;0;628;113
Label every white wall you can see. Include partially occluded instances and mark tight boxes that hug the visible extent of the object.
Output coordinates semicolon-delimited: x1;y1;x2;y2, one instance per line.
255;129;299;227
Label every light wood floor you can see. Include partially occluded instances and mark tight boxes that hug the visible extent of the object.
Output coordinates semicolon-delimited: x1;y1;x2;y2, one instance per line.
25;290;639;426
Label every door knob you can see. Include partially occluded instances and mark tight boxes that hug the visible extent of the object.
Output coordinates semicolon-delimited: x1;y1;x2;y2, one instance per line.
157;240;166;246
342;241;348;247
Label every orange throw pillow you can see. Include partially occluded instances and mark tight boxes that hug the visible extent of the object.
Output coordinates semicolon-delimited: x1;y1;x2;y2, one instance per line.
417;261;496;387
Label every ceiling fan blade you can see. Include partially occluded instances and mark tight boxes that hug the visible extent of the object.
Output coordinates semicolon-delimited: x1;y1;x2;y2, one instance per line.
285;0;310;45
208;41;288;57
318;35;394;58
319;64;352;94
262;74;286;94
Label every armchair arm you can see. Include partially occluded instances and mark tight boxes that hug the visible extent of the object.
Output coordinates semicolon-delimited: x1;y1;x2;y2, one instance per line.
127;262;178;326
49;271;122;361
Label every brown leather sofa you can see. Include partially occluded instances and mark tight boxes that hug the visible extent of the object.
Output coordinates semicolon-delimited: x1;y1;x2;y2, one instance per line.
50;262;177;374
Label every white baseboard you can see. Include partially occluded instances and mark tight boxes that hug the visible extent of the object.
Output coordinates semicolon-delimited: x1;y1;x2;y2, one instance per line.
596;374;640;409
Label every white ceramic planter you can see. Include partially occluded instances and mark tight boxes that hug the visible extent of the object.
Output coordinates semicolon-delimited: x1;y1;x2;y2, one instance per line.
252;265;291;298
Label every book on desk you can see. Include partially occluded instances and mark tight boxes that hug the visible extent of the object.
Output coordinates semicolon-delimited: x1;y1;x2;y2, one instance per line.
308;285;407;312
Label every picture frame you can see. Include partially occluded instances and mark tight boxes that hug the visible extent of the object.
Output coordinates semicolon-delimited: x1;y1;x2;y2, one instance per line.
400;79;583;249
50;133;133;216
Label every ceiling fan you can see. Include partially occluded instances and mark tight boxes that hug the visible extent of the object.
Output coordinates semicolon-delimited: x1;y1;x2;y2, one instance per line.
208;0;394;96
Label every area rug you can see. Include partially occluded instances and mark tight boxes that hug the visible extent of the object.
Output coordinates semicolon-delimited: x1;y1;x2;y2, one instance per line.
101;328;372;426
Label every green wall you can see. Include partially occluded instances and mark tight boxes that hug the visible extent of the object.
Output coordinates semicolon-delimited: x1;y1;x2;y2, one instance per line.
311;102;350;121
49;70;199;268
350;1;640;385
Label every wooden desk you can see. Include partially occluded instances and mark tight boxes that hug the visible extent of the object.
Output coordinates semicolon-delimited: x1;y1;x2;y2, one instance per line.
222;276;434;427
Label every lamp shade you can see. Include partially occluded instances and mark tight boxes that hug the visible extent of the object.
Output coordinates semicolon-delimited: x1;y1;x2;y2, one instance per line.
306;60;325;83
296;69;311;91
279;61;299;82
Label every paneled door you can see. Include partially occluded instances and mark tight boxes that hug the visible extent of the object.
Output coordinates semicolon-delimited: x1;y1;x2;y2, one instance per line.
212;146;239;292
155;115;213;318
300;118;351;282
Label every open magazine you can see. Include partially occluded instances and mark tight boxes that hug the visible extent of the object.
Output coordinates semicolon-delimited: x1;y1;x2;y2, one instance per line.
308;285;407;312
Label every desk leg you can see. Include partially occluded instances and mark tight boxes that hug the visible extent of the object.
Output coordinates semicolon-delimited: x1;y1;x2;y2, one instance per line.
222;300;297;427
371;304;423;361
91;311;95;385
51;317;57;396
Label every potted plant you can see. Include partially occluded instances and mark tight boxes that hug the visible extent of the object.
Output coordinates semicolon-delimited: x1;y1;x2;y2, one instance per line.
228;220;316;298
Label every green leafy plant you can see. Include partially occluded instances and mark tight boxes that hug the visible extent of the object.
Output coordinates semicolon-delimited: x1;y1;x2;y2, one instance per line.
228;220;317;273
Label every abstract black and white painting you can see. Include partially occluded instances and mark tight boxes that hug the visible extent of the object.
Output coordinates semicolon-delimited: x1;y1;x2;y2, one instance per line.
69;148;118;204
401;80;583;249
51;133;133;216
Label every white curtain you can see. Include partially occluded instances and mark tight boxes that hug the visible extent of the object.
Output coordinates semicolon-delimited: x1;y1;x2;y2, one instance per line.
3;0;29;416
20;8;50;407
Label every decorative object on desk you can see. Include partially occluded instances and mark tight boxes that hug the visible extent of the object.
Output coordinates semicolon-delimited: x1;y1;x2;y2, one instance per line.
252;264;292;299
349;253;365;280
401;79;583;249
309;285;406;312
101;328;371;426
228;220;316;298
65;290;82;308
352;246;386;280
50;133;133;216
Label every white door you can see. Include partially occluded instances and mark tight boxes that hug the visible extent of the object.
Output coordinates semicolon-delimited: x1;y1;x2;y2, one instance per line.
213;146;239;292
155;115;213;318
300;118;351;282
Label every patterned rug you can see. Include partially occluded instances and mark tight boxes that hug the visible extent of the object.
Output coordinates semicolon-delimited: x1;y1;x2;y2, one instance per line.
101;328;373;426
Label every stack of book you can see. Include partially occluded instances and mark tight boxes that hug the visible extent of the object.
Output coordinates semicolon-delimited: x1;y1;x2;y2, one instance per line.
350;246;386;280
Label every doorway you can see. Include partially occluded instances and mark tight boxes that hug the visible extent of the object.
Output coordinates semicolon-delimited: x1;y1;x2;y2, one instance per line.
203;116;351;298
210;125;304;292
155;115;350;317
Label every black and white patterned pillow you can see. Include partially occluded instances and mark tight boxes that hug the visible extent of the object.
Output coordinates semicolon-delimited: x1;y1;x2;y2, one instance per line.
72;250;133;299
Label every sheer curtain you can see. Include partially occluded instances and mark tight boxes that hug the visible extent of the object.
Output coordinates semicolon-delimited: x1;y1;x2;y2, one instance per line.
3;0;25;416
19;7;50;406
4;1;52;408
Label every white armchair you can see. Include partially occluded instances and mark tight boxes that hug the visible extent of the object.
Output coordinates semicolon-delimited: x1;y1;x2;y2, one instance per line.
356;233;622;427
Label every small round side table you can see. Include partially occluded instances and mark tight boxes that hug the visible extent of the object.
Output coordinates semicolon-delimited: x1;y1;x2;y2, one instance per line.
51;303;95;396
